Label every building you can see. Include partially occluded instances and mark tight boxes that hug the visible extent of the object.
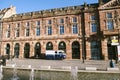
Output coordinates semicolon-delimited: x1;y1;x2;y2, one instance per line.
0;0;120;60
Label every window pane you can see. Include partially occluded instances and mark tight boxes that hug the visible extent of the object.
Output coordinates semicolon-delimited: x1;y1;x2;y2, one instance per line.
107;13;112;18
48;26;52;35
36;27;40;36
73;17;77;22
91;15;96;20
60;25;64;34
107;21;113;30
36;21;40;26
91;23;97;32
72;25;78;34
60;19;64;23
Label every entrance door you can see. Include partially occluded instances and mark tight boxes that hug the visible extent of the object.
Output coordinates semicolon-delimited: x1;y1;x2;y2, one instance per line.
72;41;80;59
34;43;41;58
108;45;117;60
24;43;30;58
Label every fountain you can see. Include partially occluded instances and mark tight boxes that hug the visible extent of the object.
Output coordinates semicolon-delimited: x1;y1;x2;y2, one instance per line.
29;68;35;80
71;66;78;80
10;64;20;80
0;65;3;80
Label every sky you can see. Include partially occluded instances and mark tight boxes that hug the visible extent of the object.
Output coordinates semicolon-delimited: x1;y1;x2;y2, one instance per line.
0;0;98;14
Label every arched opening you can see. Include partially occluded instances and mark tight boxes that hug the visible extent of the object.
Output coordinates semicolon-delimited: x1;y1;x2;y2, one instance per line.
6;44;10;59
24;43;30;58
58;41;66;52
34;42;41;58
72;41;80;59
46;42;53;50
14;43;20;58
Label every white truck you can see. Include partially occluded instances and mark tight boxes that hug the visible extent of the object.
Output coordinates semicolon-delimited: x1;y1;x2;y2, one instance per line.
45;50;66;60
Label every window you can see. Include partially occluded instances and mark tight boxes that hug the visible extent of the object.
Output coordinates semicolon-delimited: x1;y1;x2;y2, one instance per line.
48;20;52;24
26;22;29;26
73;17;77;22
16;23;20;37
26;29;29;36
7;31;10;38
36;21;40;26
107;13;112;18
36;27;40;36
16;30;19;37
60;25;64;34
91;15;96;20
7;25;10;38
60;19;64;23
48;26;52;35
91;41;101;60
72;24;78;34
91;23;97;32
107;20;114;30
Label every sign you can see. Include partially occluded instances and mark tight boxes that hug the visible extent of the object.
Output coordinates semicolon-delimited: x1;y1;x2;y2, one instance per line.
117;45;120;61
111;36;119;45
111;43;119;46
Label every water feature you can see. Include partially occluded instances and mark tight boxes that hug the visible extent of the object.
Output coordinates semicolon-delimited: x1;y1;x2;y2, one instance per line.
29;68;34;80
0;65;3;80
10;64;20;80
71;66;78;80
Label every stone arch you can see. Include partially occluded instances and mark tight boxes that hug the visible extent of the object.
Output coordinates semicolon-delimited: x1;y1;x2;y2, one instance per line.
6;43;10;59
46;42;53;50
58;41;66;52
24;43;30;58
14;43;20;58
72;41;80;59
34;42;41;58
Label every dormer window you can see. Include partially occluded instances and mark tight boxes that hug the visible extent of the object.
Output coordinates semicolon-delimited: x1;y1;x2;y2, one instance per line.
106;13;112;18
26;22;29;26
36;21;40;26
48;20;52;24
60;18;64;23
91;15;96;20
73;17;77;22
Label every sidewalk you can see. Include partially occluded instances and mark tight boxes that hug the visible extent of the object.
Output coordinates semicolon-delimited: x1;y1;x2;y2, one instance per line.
5;58;120;71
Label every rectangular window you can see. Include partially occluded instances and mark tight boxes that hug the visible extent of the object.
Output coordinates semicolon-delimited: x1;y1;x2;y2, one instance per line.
91;23;97;32
107;21;114;30
60;25;64;34
26;22;29;26
72;24;78;34
36;27;40;36
36;21;40;26
48;20;52;24
48;26;52;35
73;17;77;22
60;19;64;23
26;29;29;36
107;13;112;18
91;15;96;20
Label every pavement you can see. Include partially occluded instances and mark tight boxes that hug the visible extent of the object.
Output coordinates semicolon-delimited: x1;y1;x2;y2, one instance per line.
5;58;120;71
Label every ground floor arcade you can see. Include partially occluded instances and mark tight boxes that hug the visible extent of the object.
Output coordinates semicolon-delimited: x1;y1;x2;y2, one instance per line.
0;38;118;60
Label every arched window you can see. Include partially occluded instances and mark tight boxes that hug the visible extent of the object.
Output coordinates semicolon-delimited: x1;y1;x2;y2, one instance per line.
72;41;80;59
24;43;30;58
34;42;41;58
14;43;20;58
46;42;53;50
58;41;66;52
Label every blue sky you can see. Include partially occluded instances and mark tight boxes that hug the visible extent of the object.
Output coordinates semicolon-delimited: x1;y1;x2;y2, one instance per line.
0;0;98;14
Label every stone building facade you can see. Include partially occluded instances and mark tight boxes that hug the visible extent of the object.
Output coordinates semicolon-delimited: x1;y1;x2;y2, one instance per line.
1;0;120;60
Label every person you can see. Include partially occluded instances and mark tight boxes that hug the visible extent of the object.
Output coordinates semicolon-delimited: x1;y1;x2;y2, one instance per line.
110;59;115;68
